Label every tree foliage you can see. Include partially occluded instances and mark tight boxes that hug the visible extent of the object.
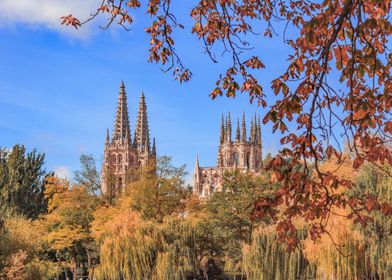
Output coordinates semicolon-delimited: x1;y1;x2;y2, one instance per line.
62;0;392;247
91;157;201;279
203;171;266;264
1;145;392;278
0;145;49;219
39;176;98;278
125;156;188;222
243;227;316;280
0;216;59;280
74;154;101;195
92;213;201;280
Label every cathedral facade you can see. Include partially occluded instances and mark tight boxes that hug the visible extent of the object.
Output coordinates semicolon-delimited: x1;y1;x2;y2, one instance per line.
193;113;262;198
101;82;156;194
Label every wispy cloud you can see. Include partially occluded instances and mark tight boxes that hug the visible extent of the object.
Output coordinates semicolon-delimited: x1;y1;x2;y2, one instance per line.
55;166;71;179
0;0;98;37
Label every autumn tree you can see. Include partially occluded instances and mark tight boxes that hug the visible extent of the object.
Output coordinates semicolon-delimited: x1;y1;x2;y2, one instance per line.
39;176;98;279
126;156;188;222
350;163;392;278
243;227;316;280
92;210;204;280
0;216;59;280
61;0;392;247
0;145;49;219
91;157;206;279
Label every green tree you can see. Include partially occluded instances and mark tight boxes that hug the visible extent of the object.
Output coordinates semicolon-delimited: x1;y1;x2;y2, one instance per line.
0;145;49;219
74;154;101;195
126;156;188;222
243;228;316;280
351;164;392;279
92;212;202;280
203;171;267;268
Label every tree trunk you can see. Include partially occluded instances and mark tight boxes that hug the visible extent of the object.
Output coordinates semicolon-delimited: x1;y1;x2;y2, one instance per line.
73;246;78;280
86;249;92;280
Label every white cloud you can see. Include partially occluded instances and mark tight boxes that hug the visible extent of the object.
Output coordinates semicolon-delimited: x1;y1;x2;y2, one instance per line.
55;166;71;179
0;0;99;37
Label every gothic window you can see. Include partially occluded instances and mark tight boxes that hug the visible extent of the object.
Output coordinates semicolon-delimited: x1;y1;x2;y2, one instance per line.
234;153;239;166
246;153;250;169
111;155;116;167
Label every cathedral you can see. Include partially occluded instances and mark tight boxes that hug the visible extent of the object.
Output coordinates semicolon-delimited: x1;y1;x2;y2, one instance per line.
193;113;262;198
101;82;156;194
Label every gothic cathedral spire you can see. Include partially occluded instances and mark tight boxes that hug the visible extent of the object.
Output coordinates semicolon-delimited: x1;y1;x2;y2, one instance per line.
219;114;225;144
226;112;232;143
152;137;156;157
112;81;131;143
241;112;247;143
193;112;263;198
235;118;241;142
102;83;157;196
105;128;110;146
134;91;150;152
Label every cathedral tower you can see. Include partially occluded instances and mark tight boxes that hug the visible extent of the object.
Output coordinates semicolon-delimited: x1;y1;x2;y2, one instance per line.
193;113;262;198
101;82;156;195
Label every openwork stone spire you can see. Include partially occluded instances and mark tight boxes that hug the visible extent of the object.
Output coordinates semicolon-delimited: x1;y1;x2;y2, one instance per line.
219;114;225;144
257;116;262;146
235;118;241;142
250;118;254;142
112;81;131;142
152;137;156;157
253;113;258;143
134;91;150;152
102;83;157;197
241;112;247;143
194;112;263;198
105;128;110;145
226;112;232;143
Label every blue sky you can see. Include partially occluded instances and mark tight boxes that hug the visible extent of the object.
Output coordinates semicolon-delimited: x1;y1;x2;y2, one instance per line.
0;0;293;182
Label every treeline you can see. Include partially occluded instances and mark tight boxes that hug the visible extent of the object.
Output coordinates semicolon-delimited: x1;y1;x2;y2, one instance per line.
0;145;391;279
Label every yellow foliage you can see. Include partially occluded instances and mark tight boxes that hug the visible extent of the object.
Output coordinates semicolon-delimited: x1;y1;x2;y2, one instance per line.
303;210;365;280
91;205;140;242
39;176;97;251
319;155;356;181
0;216;58;280
0;216;43;260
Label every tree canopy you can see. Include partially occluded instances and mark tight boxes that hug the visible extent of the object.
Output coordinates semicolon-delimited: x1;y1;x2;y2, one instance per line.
61;0;392;247
0;149;391;279
0;145;49;219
